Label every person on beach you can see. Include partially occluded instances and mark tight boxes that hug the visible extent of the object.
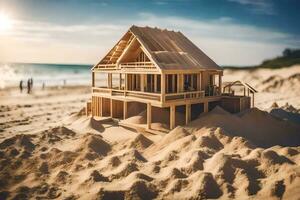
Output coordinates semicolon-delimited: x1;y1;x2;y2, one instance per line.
42;82;45;90
19;80;23;93
27;79;31;94
30;78;33;89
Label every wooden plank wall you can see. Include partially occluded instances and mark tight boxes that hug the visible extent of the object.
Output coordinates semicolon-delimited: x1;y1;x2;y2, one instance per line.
91;96;102;117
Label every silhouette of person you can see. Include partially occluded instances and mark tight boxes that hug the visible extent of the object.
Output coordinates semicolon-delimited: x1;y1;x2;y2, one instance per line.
27;79;31;94
19;80;23;93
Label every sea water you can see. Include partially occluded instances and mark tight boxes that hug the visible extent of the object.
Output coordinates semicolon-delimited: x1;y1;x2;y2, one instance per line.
0;63;92;89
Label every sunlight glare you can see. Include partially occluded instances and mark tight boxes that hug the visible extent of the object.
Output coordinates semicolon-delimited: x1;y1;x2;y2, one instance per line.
0;12;12;33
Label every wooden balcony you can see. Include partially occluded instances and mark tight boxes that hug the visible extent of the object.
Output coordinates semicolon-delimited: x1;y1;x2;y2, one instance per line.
92;87;206;105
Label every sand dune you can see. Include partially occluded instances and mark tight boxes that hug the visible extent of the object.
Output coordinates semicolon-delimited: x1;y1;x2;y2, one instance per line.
1;104;300;199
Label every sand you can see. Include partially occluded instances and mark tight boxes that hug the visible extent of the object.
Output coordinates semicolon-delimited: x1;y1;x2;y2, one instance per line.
0;66;300;199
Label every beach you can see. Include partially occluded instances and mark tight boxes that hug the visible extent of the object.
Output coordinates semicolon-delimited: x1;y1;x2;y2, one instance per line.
0;66;300;199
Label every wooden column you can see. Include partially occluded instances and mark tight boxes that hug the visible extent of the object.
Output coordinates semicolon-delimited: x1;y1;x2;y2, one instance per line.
204;102;208;113
177;74;181;93
252;93;255;108
172;74;175;93
141;74;145;92
92;72;95;87
123;101;128;119
185;104;191;125
218;74;222;95
161;74;166;103
125;74;128;90
100;97;103;117
170;105;176;129
154;74;157;93
197;73;201;91
108;73;112;88
147;103;152;129
110;99;113;117
119;73;122;90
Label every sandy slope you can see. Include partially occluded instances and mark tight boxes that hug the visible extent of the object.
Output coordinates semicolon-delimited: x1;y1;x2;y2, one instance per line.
223;65;300;109
0;66;300;199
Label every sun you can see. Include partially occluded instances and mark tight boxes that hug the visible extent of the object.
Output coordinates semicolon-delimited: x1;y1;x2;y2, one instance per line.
0;12;12;33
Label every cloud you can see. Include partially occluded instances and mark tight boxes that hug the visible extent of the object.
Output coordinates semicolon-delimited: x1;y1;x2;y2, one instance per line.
0;12;298;65
227;0;275;15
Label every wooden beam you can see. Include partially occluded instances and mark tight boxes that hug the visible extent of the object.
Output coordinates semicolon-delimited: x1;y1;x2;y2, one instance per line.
218;74;222;95
172;74;175;93
161;74;166;103
123;101;128;119
252;93;255;108
141;74;145;92
108;73;112;88
197;73;201;91
110;99;113;117
170;105;176;129
119;73;122;90
92;72;95;87
185;104;191;125
204;102;208;113
154;74;157;93
100;97;103;117
147;103;152;129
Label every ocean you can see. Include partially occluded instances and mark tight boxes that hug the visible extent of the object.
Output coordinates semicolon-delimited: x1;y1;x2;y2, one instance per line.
0;63;92;89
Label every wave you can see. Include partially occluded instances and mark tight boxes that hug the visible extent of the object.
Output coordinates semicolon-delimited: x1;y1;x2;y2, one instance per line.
0;63;92;88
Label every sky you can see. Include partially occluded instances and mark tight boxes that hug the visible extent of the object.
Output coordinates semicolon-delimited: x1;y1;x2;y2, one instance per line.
0;0;299;66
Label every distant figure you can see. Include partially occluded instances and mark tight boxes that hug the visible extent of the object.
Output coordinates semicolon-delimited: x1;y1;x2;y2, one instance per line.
42;82;46;90
27;79;31;94
63;79;66;86
19;80;23;93
30;78;33;89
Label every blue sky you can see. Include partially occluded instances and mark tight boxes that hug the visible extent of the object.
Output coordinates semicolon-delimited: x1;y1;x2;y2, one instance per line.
0;0;299;65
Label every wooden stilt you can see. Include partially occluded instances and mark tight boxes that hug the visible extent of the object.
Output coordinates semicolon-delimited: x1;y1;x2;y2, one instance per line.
123;101;128;119
110;99;113;117
170;105;175;129
204;102;208;113
147;103;152;129
185;104;191;125
100;97;103;117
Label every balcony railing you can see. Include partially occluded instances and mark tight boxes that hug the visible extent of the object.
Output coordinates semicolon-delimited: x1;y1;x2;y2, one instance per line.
164;91;205;101
92;87;206;103
119;62;156;70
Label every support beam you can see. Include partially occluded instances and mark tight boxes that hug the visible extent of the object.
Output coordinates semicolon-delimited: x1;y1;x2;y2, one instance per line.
252;93;255;108
204;102;208;113
219;74;222;95
110;99;113;117
161;74;166;102
123;101;128;119
141;74;145;92
125;74;128;90
197;73;201;91
147;103;152;129
185;104;191;125
154;74;157;93
172;74;176;93
108;73;112;88
170;105;176;129
100;97;103;117
92;72;95;87
119;73;122;90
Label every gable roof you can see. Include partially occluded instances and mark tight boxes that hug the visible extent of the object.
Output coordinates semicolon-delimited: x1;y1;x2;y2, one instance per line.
95;25;222;71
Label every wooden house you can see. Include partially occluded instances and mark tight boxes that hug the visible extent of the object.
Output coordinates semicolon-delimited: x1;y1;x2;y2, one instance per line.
89;25;253;130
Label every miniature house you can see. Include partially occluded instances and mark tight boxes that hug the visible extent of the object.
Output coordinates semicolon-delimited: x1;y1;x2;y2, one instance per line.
88;25;254;130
